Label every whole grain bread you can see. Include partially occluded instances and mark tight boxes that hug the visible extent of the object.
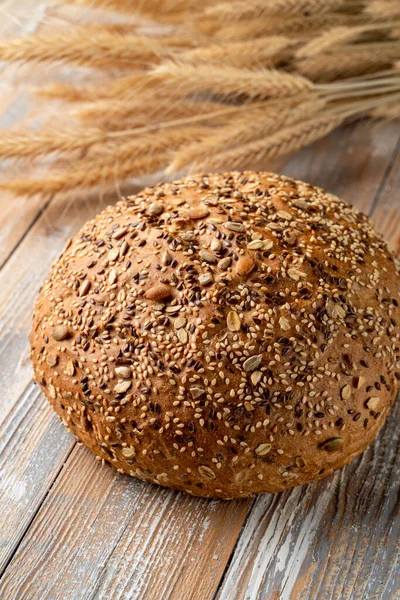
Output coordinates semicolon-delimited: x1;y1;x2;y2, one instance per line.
30;171;400;498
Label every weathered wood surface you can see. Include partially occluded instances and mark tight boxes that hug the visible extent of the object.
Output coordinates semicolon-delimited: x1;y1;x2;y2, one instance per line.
0;4;399;600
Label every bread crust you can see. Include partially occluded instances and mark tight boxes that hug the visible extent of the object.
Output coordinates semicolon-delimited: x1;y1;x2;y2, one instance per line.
30;171;400;498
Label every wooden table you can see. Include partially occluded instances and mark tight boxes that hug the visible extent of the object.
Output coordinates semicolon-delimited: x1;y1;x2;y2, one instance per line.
0;4;399;599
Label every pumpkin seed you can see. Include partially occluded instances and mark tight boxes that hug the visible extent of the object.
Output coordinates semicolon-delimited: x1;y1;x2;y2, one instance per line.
198;465;216;479
243;354;262;372
255;443;271;456
320;437;344;452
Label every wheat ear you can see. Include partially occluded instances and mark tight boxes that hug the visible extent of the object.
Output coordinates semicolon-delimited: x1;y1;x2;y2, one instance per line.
177;37;296;68
0;31;194;67
0;152;170;196
187;115;342;173
296;42;400;81
296;25;379;58
151;63;314;100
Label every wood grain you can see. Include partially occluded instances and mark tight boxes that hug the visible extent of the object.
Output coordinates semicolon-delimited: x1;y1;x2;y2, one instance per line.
0;5;399;598
0;120;398;600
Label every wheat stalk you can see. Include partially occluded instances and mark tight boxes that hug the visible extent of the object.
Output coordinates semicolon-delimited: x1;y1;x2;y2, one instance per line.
185;115;343;173
75;98;229;128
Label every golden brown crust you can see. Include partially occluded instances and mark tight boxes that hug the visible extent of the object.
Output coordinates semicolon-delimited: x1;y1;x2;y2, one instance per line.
30;171;400;498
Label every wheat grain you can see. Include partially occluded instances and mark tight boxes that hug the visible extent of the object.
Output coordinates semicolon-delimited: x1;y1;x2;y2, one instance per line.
188;115;342;173
366;1;400;20
205;0;345;21
169;98;323;172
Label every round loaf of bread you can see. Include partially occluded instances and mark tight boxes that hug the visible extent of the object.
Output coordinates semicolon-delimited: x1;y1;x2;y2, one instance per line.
30;171;400;498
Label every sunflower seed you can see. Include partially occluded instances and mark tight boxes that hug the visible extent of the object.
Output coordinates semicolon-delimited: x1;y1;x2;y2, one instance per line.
287;268;305;281
341;385;351;400
293;199;309;210
65;361;75;377
144;284;172;301
247;240;264;250
250;371;262;386
119;240;129;258
112;227;128;240
244;401;255;412
80;280;91;297
224;221;244;233
366;397;380;410
354;376;366;389
114;380;132;393
277;210;292;220
174;317;187;329
279;316;291;331
177;329;188;343
148;202;163;216
115;366;132;379
199;273;213;286
295;456;306;469
108;248;119;262
218;257;232;270
243;354;262;371
227;310;241;332
122;446;136;458
255;443;271;456
161;250;172;266
47;354;58;367
320;437;344;452
199;250;217;264
210;238;222;252
52;325;70;341
190;387;205;399
236;255;255;276
108;268;118;285
185;207;210;220
198;465;216;479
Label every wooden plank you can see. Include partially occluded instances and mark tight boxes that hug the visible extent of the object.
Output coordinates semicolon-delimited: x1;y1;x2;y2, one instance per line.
0;385;74;575
0;446;250;600
0;120;398;600
214;123;400;600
